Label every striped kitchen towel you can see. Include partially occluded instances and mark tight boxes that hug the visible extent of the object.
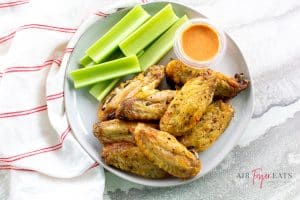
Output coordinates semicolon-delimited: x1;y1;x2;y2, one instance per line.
0;0;146;199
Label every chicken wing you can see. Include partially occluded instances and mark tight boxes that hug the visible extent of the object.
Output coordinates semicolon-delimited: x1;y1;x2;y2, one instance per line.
160;76;216;136
93;119;136;144
179;100;234;152
93;119;158;144
134;123;201;179
102;142;168;178
99;65;165;121
166;60;249;98
134;88;176;103
116;89;176;121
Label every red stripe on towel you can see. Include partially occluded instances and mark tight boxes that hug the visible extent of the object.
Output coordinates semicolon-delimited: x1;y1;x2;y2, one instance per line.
94;11;108;17
0;24;77;44
4;59;61;73
0;0;29;9
85;162;99;171
0;162;98;173
0;126;71;162
46;92;64;101
64;47;74;53
0;165;35;172
4;59;61;74
0;105;47;118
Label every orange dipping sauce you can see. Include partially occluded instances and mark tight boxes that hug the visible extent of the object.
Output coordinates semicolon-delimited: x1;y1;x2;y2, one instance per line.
181;24;220;61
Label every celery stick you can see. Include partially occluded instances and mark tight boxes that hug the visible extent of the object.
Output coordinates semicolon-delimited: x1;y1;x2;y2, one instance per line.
104;49;124;61
136;50;145;58
88;50;124;101
86;16;186;101
89;78;120;101
85;5;150;63
139;15;188;70
80;55;94;67
119;4;178;56
81;49;124;67
70;55;140;89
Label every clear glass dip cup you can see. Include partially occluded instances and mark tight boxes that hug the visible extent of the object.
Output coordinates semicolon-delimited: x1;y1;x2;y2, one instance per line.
173;18;226;68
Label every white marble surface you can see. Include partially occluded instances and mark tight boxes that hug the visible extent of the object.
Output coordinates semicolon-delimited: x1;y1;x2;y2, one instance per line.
103;0;300;199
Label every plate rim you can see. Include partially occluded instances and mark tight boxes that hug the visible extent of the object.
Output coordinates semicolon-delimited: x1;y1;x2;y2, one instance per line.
63;1;254;187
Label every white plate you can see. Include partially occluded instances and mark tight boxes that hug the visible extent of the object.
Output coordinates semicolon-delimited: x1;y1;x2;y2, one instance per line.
64;2;254;187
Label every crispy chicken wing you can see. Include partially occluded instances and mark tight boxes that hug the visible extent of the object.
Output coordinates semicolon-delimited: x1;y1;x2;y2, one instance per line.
134;88;175;103
134;123;201;179
160;76;216;136
116;89;176;121
179;100;234;152
166;60;249;98
214;72;248;98
93;119;136;144
102;142;168;178
93;119;158;144
99;65;165;121
116;99;169;121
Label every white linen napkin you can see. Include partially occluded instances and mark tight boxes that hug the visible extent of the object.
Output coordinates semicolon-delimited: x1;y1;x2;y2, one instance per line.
0;0;141;199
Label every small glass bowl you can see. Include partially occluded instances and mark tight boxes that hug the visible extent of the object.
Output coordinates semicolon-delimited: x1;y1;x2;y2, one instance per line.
173;18;226;68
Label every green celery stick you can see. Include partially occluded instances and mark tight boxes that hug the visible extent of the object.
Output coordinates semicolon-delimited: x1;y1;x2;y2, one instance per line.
80;55;94;67
89;78;120;101
88;16;187;101
89;49;145;102
136;50;145;58
88;14;187;101
139;15;188;70
80;49;124;67
88;50;124;101
85;5;150;63
70;55;141;89
104;49;124;61
119;4;178;56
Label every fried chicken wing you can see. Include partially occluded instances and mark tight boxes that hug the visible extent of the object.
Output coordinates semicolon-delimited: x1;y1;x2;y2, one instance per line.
179;100;234;152
102;142;168;178
134;123;201;179
133;88;176;103
166;60;249;98
213;72;248;98
160;76;216;136
116;89;176;121
116;99;169;121
93;119;136;144
93;119;158;144
99;65;165;121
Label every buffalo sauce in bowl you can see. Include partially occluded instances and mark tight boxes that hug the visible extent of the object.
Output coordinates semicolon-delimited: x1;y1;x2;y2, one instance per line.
174;18;226;68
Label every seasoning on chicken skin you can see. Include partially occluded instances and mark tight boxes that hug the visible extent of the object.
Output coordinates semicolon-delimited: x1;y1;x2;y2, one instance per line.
134;123;201;179
116;89;176;121
160;76;216;136
93;119;136;144
166;60;249;98
102;142;168;178
93;119;158;144
99;65;165;121
179;100;234;152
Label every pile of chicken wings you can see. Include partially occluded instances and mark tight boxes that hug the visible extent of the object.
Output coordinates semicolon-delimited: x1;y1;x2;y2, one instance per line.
93;60;249;179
